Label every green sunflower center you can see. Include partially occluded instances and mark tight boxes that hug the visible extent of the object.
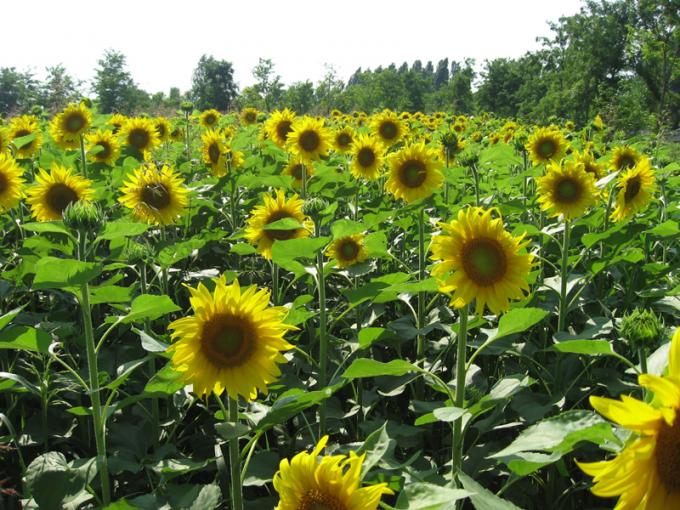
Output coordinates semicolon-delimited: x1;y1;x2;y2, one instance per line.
276;121;293;141
555;178;581;204
299;489;346;510
654;413;680;492
46;183;79;214
204;114;217;125
379;121;398;141
336;133;351;148
299;130;320;152
537;139;557;158
129;128;150;150
201;314;254;368
339;240;360;261
266;211;298;241
399;159;427;188
462;238;508;286
624;176;641;203
141;183;171;210
208;143;221;164
65;113;86;134
357;147;376;168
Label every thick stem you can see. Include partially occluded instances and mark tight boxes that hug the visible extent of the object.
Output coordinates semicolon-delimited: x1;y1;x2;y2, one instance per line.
452;306;469;482
317;249;328;436
79;134;88;179
228;397;243;510
271;262;280;306
558;220;571;333
639;347;648;375
140;264;160;449
416;206;426;398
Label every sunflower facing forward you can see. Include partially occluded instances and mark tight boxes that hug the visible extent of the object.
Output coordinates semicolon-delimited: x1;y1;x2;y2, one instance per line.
326;233;368;268
610;156;656;222
430;207;534;316
385;142;443;203
9;115;43;159
168;276;295;400
536;160;599;220
0;153;25;212
265;109;296;148
240;107;260;126
333;126;355;154
199;109;221;129
244;189;314;260
273;435;393;510
610;145;640;172
119;118;161;158
578;327;680;509
85;130;120;165
371;110;406;147
282;159;314;188
26;164;94;222
286;117;331;163
118;165;189;225
525;127;568;166
201;129;227;174
49;103;92;148
350;134;384;181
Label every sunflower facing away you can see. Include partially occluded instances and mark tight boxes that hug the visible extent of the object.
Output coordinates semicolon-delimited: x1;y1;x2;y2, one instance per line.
385;142;443;203
525;127;568;166
610;156;656;222
610;145;640;172
48;103;92;148
282;159;314;188
430;207;534;316
326;234;368;268
118;165;189;225
26;164;94;222
168;275;295;400
0;153;25;212
350;134;385;181
273;435;393;510
333;126;355;154
9;115;43;159
265;108;296;148
240;107;260;126
371;110;406;147
536;160;599;220
119;118;161;158
244;189;314;260
286;116;331;163
578;327;680;509
199;109;221;128
85;130;120;165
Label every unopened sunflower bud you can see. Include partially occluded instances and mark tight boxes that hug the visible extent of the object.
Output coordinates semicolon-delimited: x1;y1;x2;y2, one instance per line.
181;101;194;114
458;151;479;168
304;197;329;217
124;242;152;264
31;106;43;117
620;308;664;349
63;201;104;234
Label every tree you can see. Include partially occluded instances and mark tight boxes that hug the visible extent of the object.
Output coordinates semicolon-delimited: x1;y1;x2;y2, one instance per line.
190;55;237;111
316;65;344;114
282;81;316;114
434;59;450;89
252;58;283;111
0;68;40;115
41;65;82;113
92;50;140;114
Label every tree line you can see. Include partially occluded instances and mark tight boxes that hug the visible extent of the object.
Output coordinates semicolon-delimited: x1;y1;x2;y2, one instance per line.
1;0;677;131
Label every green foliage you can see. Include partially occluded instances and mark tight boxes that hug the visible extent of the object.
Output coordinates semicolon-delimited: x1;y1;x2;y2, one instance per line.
190;55;237;111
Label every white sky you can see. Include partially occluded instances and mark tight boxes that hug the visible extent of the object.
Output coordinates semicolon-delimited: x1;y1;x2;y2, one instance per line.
1;0;584;95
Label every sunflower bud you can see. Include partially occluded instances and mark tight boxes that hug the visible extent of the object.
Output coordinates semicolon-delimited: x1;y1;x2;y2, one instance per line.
620;308;664;350
63;201;104;234
304;197;329;217
123;241;152;264
31;105;43;118
181;101;194;114
458;151;479;168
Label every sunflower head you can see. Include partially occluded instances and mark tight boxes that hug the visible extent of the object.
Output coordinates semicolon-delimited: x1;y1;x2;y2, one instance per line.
610;156;656;222
85;130;120;165
118;165;189;225
168;275;295;400
199;109;221;128
49;103;92;147
574;150;605;180
108;113;128;133
265;109;296;148
536;160;599;220
240;108;260;126
610;146;640;172
371;110;406;146
0;153;25;212
525;127;568;166
244;189;314;260
350;134;385;181
0;127;11;154
333;126;355;154
26;164;94;222
385;142;443;203
154;117;172;142
9;115;43;159
286;117;331;163
283;159;314;189
273;435;394;510
201;129;227;173
326;233;368;268
170;125;185;142
430;207;534;316
119;118;161;158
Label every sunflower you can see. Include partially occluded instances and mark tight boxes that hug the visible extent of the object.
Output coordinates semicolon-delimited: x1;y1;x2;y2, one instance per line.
265;109;296;148
592;114;605;130
470;131;482;143
610;156;656;222
333;126;355;154
326;234;368;268
0;153;25;212
48;103;92;148
199;109;221;128
244;189;314;260
85;130;120;165
154;117;172;143
240;107;260;126
170;125;185;142
26;164;94;222
282;158;314;188
201;129;227;174
574;150;605;180
348;134;383;181
385;142;443;203
273;435;393;510
0;127;11;154
9;115;43;159
440;131;466;161
168;276;295;400
536;160;599;220
286;116;331;163
525;127;568;166
118;165;189;225
610;146;640;172
119;118;161;158
108;113;128;133
578;327;680;509
488;132;501;145
371;110;405;147
430;207;534;316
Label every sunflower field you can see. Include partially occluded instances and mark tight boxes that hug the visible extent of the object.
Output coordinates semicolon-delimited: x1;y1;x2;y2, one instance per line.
0;104;678;510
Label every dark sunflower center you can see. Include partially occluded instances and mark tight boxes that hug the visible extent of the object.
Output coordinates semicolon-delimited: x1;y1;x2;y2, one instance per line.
555;178;581;204
299;130;320;152
618;155;636;170
339;240;360;261
462;238;507;286
379;121;398;141
46;183;78;214
655;415;680;492
537;139;557;158
336;133;351;148
298;489;346;510
208;143;221;164
245;112;256;123
95;142;111;160
0;172;8;193
14;129;33;148
265;211;298;241
65;114;85;134
276;121;293;141
624;176;641;203
141;184;171;210
357;147;376;168
200;314;253;368
156;124;166;137
291;164;305;180
584;163;598;176
129;128;150;150
399;159;427;188
205;114;216;125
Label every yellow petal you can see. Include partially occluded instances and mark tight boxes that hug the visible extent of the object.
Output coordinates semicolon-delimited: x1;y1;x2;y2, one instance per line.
638;374;680;410
589;395;663;432
670;327;680;378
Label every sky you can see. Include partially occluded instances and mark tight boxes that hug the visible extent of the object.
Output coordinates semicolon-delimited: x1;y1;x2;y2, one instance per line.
1;0;585;95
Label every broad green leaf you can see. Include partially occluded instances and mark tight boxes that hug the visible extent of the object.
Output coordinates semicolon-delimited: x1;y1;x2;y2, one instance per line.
144;363;185;395
263;217;303;230
0;326;51;353
230;243;257;255
89;285;134;305
342;359;417;380
331;219;364;239
645;220;679;238
256;385;340;432
214;421;250;440
0;306;24;330
432;406;467;422
33;257;102;289
24;452;96;510
21;222;73;237
96;221;150;241
458;472;522;510
356;422;392;476
395;483;471;509
0;371;40;395
12;132;37;149
551;339;616;356
121;294;179;324
358;327;389;349
494;307;549;341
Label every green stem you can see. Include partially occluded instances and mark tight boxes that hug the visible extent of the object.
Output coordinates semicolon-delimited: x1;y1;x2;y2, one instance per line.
79;134;88;179
141;264;160;449
558;220;571;333
416;206;426;398
228;396;243;510
317;249;328;436
271;262;280;306
639;347;648;375
452;306;468;484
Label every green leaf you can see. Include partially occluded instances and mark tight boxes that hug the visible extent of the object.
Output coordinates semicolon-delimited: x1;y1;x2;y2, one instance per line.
12;132;37;149
24;452;96;510
0;371;40;395
458;472;522;510
358;327;389;349
494;307;549;341
551;339;616;356
134;327;170;352
331;219;364;239
256;386;340;432
122;294;179;324
89;285;134;305
432;406;467;422
33;257;102;289
356;422;392;477
395;483;471;509
0;326;52;353
96;221;150;241
214;421;250;440
144;363;185;395
230;243;257;255
271;236;330;262
342;359;417;380
0;306;24;330
21;222;73;237
263;217;303;230
646;220;679;238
